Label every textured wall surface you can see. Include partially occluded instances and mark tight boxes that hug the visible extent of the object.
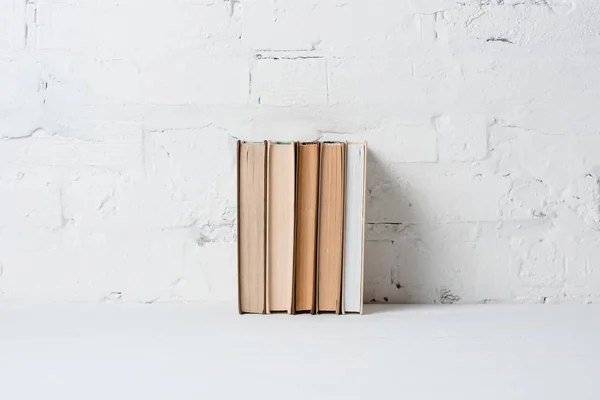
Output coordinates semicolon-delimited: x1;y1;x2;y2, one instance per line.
1;0;599;304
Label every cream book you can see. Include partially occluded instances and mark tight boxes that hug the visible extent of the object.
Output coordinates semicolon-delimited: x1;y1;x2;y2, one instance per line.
266;142;296;314
294;143;320;313
342;142;367;314
237;141;267;314
316;142;346;314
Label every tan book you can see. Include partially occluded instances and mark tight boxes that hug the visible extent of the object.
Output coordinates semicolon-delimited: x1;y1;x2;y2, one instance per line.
294;143;320;313
237;141;267;314
266;142;296;314
316;142;346;314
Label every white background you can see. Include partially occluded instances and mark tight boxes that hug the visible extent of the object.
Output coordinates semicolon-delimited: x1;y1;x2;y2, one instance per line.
1;0;599;304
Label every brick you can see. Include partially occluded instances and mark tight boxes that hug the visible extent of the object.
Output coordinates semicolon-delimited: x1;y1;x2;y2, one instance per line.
56;124;237;233
507;225;566;291
491;124;600;224
0;53;46;137
332;115;438;163
0;169;62;230
409;0;456;14
174;242;238;302
364;220;571;304
415;13;437;43
250;57;328;106
328;57;413;106
564;237;600;299
68;124;238;232
42;54;249;106
142;56;249;105
0;229;184;302
371;128;437;162
0;122;142;168
411;54;464;110
457;50;600;135
364;222;507;304
242;0;321;51
442;0;600;47
45;56;144;105
60;168;122;230
0;0;25;49
491;124;600;195
36;1;242;51
315;2;421;53
65;173;236;233
366;162;511;223
144;125;236;203
243;0;423;54
436;114;488;162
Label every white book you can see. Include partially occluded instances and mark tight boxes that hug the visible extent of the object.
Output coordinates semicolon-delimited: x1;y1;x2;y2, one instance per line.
343;142;366;314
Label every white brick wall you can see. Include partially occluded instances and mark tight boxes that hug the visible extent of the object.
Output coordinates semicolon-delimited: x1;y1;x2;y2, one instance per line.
1;0;600;304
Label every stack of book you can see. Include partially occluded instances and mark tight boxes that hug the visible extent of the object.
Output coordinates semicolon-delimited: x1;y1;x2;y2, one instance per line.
236;141;367;315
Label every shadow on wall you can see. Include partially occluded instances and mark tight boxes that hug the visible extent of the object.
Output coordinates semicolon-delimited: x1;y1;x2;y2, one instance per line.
364;150;462;305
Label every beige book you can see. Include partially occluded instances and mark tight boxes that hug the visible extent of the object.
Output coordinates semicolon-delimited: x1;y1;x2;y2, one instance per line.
266;142;296;314
343;142;367;314
237;141;267;314
316;142;346;314
294;143;320;313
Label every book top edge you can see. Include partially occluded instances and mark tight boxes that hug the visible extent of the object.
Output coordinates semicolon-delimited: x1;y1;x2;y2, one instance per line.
298;142;320;146
240;141;266;145
240;140;366;146
268;141;295;146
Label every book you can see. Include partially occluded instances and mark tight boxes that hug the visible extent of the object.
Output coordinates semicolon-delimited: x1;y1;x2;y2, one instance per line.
316;142;346;314
343;142;367;314
294;143;320;313
266;142;296;313
237;141;267;314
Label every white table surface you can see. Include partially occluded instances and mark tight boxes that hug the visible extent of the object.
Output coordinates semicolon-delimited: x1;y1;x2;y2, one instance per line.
0;304;597;400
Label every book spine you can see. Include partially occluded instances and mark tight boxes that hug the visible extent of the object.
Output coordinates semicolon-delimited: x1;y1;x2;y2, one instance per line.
360;142;367;314
341;142;346;315
292;142;298;314
316;142;345;314
343;142;366;314
236;140;242;314
238;141;267;314
266;142;272;314
266;142;296;314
